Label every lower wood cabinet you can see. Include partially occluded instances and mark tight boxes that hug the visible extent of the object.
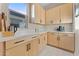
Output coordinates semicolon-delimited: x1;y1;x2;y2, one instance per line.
47;32;75;52
47;32;58;47
0;42;4;56
38;33;47;51
59;33;75;52
25;38;39;56
6;43;26;56
5;36;42;56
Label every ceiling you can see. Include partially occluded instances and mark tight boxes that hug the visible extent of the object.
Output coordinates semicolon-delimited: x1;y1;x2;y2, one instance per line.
40;3;64;9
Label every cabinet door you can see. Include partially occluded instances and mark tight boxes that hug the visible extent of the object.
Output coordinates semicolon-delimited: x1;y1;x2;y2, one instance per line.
40;6;45;24
31;39;39;56
60;4;73;23
38;34;46;52
25;39;39;56
0;42;4;56
35;4;41;23
6;43;26;56
59;33;75;52
46;7;60;24
46;8;54;24
47;32;58;47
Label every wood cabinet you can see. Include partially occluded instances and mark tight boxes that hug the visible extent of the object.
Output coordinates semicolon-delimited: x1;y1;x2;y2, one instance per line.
40;6;46;24
59;33;75;52
46;6;60;24
47;32;75;52
25;38;39;56
6;43;26;56
0;42;4;56
38;33;47;51
1;33;47;56
46;3;73;24
35;4;45;24
47;32;58;47
35;4;41;23
60;4;73;23
5;36;40;56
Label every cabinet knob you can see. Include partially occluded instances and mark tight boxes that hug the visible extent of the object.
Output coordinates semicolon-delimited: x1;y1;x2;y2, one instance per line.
38;39;40;44
50;20;53;24
40;19;42;23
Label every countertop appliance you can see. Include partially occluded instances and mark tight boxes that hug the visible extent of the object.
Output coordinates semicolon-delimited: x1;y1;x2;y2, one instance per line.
56;26;64;31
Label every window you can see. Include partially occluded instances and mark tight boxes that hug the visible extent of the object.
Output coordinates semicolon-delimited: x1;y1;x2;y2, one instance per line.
8;3;28;32
31;4;35;23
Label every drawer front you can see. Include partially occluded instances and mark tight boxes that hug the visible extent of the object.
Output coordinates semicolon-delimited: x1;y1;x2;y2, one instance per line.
59;33;75;38
6;38;26;49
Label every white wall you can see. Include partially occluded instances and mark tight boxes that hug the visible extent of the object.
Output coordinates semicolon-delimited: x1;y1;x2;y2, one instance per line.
74;30;79;56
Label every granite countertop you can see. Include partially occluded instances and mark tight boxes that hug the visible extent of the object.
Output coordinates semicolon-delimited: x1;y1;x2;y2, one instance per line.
0;31;47;42
0;30;75;42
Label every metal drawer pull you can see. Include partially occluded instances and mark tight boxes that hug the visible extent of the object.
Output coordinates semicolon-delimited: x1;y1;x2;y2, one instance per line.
32;36;37;38
26;43;31;51
14;40;24;44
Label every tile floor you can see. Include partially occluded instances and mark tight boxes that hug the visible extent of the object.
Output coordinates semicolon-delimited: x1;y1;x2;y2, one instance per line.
39;46;74;56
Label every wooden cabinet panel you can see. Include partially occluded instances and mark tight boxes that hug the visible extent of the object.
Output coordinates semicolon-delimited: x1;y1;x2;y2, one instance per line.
38;33;47;52
6;39;25;49
25;38;39;56
6;43;26;56
46;7;60;24
47;32;58;47
29;39;39;56
0;42;4;56
35;4;45;24
46;3;73;24
60;4;73;23
59;33;75;52
35;4;41;23
40;6;45;24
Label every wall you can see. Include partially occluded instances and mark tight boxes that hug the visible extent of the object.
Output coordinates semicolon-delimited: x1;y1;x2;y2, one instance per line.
74;30;79;56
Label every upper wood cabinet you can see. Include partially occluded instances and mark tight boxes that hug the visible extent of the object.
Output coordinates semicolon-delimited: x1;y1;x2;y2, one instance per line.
60;4;73;23
46;6;60;24
35;4;41;23
31;3;45;24
35;4;45;24
46;3;73;24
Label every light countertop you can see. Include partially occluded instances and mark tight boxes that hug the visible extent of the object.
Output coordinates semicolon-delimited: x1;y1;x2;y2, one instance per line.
0;30;75;42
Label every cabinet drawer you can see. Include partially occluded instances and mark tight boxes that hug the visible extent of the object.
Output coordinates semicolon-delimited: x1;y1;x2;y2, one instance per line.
59;33;75;38
6;38;25;49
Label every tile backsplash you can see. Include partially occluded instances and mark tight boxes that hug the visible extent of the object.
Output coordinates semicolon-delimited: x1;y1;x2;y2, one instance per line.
28;23;73;32
46;23;73;32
